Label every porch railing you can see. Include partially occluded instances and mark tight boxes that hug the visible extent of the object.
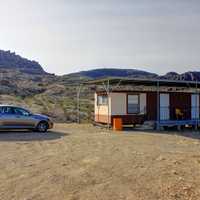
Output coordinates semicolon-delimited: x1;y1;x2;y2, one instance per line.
160;106;200;121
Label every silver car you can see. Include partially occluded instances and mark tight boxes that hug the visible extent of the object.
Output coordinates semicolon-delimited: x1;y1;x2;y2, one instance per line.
0;105;53;132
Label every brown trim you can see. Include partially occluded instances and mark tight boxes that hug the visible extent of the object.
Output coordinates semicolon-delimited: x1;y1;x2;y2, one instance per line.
97;93;108;96
96;91;148;94
96;90;196;94
111;115;144;125
146;92;157;120
96;91;108;95
95;114;145;125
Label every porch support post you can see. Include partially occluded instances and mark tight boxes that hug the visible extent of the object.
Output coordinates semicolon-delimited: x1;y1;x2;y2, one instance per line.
156;81;160;130
195;80;198;131
102;79;110;130
77;84;83;124
107;79;110;129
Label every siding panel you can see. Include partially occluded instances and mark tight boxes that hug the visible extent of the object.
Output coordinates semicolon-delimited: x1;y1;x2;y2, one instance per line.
146;92;157;120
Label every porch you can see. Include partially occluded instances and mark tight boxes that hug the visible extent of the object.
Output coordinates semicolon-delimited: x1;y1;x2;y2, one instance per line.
158;106;200;129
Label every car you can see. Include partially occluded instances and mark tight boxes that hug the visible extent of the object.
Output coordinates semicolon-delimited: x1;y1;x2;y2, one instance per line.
0;105;53;132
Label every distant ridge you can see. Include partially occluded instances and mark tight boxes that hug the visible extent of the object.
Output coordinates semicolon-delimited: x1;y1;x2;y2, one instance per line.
160;71;200;81
68;68;158;79
66;68;200;82
0;49;46;74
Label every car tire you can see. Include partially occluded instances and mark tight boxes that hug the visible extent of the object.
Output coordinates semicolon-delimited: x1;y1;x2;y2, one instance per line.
37;122;48;133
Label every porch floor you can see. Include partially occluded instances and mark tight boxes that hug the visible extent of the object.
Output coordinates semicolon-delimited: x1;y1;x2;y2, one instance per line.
159;119;199;126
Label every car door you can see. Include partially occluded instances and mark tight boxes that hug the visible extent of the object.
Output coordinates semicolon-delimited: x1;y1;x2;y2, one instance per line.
0;106;19;128
12;107;36;128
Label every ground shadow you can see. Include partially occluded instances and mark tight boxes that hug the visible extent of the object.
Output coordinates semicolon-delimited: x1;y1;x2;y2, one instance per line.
123;127;200;140
157;129;200;140
0;130;68;142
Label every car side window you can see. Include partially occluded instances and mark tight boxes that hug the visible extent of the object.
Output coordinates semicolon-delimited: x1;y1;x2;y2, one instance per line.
13;108;30;116
2;107;15;115
0;107;3;114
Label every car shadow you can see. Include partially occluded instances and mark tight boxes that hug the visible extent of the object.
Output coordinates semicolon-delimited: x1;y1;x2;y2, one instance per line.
0;130;68;142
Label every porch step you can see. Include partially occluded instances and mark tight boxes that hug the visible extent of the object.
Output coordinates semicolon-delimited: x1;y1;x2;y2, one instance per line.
135;121;155;130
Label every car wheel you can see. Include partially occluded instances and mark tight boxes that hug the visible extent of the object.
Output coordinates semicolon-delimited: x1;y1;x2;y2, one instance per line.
37;122;48;133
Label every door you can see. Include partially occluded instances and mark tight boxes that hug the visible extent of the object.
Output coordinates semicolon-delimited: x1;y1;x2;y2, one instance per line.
160;94;170;120
0;107;19;127
12;107;36;128
191;94;199;119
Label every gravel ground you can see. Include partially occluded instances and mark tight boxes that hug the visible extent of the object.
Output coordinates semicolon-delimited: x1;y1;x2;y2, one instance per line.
0;124;200;200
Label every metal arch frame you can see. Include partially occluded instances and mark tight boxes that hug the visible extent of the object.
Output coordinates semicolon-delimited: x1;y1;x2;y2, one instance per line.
93;78;124;129
156;80;160;130
76;84;83;124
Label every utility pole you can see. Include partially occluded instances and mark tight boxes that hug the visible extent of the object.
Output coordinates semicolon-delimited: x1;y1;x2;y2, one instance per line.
77;85;82;124
156;81;160;130
107;79;110;129
195;80;198;131
102;79;110;130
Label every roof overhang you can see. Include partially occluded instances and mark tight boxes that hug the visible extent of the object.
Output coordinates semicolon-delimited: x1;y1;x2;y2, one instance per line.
84;77;200;88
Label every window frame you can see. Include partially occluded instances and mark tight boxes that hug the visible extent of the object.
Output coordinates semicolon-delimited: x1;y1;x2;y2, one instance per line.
97;94;108;106
127;94;140;114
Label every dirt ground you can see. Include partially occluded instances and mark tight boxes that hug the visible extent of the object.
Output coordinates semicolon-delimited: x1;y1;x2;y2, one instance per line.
1;124;200;200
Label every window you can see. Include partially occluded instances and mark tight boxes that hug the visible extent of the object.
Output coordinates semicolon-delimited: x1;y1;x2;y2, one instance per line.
127;95;139;114
0;107;4;114
97;95;108;105
13;108;31;116
1;107;15;114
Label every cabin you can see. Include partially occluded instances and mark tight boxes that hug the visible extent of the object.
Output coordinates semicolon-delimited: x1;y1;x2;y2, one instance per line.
93;78;200;129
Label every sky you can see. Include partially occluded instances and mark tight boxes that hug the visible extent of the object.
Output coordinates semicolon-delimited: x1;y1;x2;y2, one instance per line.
0;0;200;75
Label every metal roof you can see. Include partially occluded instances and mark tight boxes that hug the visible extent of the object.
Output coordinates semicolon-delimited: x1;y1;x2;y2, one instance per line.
84;77;200;88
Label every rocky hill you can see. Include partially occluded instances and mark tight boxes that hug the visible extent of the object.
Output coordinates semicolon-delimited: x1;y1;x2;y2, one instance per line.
160;71;200;81
0;50;47;74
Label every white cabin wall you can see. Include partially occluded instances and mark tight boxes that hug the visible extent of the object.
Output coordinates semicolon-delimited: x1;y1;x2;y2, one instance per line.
111;92;147;115
94;93;111;116
110;93;126;115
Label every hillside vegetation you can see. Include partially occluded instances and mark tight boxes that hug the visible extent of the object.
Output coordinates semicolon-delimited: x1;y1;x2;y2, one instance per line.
0;69;93;122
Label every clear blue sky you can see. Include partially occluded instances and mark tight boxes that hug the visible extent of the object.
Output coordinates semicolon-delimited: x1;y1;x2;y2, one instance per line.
0;0;200;75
